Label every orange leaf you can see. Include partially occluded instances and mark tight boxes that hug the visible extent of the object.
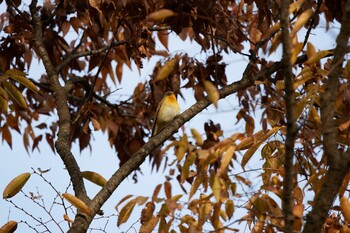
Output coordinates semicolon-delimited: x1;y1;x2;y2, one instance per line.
341;196;350;222
164;181;172;199
3;172;31;199
147;9;175;21
152;184;162;203
0;220;17;233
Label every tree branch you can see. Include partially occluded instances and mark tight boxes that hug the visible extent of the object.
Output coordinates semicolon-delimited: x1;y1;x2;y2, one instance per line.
280;0;297;232
303;0;350;231
67;56;293;232
29;0;87;201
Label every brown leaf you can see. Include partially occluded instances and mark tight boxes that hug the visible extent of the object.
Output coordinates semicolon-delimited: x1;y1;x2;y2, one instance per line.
0;221;17;233
139;216;160;233
141;202;155;224
147;9;176;21
225;200;234;219
164;181;172;199
117;200;136;226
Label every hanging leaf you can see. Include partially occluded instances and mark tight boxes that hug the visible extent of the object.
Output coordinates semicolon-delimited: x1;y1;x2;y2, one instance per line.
164;181;172;199
140;216;160;233
81;171;107;187
117;200;136;226
204;81;220;108
0;220;17;233
212;176;221;202
189;175;203;200
2;81;27;109
180;152;196;183
217;146;236;177
304;50;333;66
191;128;203;146
225;200;234;219
5;69;39;93
341;196;350;222
290;9;314;38
155;57;178;82
3;172;31;199
0;86;8;112
62;193;92;216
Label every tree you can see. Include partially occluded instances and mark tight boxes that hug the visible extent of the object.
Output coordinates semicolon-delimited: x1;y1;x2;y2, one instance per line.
1;0;350;232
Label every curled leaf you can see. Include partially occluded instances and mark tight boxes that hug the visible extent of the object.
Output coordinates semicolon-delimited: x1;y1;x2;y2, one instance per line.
62;193;92;216
3;172;31;199
81;171;107;187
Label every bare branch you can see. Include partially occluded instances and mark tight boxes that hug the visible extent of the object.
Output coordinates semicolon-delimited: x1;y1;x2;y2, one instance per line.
280;0;297;232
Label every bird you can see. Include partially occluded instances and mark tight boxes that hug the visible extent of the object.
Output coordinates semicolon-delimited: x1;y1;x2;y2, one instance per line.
152;91;180;137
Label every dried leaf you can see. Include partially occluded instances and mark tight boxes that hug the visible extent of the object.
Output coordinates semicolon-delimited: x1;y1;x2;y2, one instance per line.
90;118;101;131
63;214;74;223
241;127;281;169
117;200;136;226
212;176;221;202
181;152;196;183
164;181;172;199
81;171;107;187
0;86;8;112
139;216;160;233
204;81;219;108
2;81;27;109
191;128;203;146
141;202;155;224
62;193;92;216
115;194;134;210
304;50;333;66
306;42;316;60
225;200;234;219
0;220;17;233
290;9;314;38
152;184;162;202
341;196;350;222
3;172;31;199
5;69;39;93
217;146;236;176
147;9;176;21
155;57;178;82
189;175;203;200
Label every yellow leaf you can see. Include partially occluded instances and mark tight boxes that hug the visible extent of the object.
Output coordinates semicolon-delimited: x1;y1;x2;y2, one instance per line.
81;171;107;187
118;200;136;226
147;9;176;21
191;128;203;146
0;220;17;233
212;176;221;202
6;69;39;93
181;152;196;183
155;57;178;82
62;193;92;216
291;42;303;65
241;127;281;169
189;175;203;200
217;146;236;176
3;172;31;199
341;196;350;222
306;42;316;60
290;9;314;38
2;81;27;109
262;22;280;40
304;50;333;66
204;80;220;108
269;31;282;55
176;134;188;162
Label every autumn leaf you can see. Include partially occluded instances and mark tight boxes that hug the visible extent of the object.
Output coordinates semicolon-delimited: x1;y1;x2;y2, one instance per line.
81;171;107;187
147;9;176;21
155;57;178;82
341;196;350;222
290;9;314;38
0;220;17;233
3;172;31;199
117;200;136;226
5;69;39;93
204;80;220;108
225;200;234;219
2;81;28;109
62;193;92;216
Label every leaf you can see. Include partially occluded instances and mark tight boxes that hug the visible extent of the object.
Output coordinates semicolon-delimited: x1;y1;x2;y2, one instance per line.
181;152;196;183
147;9;176;21
176;134;188;162
157;31;169;50
5;69;39;93
81;171;107;187
304;50;333;66
62;193;92;216
291;42;303;65
0;220;17;233
164;181;172;199
217;146;236;176
115;194;134;210
3;172;31;199
63;214;74;223
117;200;136;226
139;216;160;233
141;202;155;224
269;31;282;54
90;118;101;131
225;200;234;219
290;9;314;38
306;42;316;60
0;86;8;112
341;196;350;222
155;57;178;82
189;175;203;200
191;128;203;146
204;81;220;108
2;81;27;109
241;127;281;169
212;176;221;202
152;184;162;202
